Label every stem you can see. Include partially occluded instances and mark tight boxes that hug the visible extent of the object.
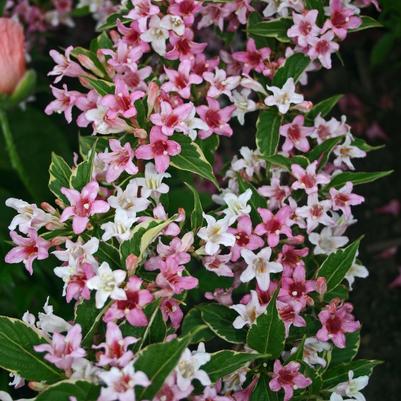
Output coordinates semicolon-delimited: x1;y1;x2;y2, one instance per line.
0;109;32;198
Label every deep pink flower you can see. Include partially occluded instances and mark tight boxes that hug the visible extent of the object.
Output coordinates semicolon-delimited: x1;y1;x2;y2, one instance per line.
48;46;84;83
228;215;264;261
269;360;312;401
160;298;184;329
165;29;207;61
291;161;330;194
191;54;219;76
323;0;362;40
232;39;271;75
60;181;110;234
280;115;312;154
117;20;150;52
5;229;50;275
278;245;309;274
126;0;160;32
316;299;360;348
197;97;235;139
136;126;181;173
308;31;340;69
254;207;293;248
34;324;86;370
287;10;320;48
329;182;364;217
162;59;203;99
277;300;306;336
104;276;153;327
99;139;138;183
94;322;137;367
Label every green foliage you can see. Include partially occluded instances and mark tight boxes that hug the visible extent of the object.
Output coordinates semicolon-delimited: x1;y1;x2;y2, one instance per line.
256;109;282;158
35;381;99;401
327;171;393;188
247;17;292;43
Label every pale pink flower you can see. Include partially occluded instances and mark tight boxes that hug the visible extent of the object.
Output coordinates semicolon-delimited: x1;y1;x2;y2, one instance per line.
116;20;150;53
5;229;50;275
193;386;232;401
197;97;235;139
308;31;340;69
34;324;86;370
203;68;241;98
280;115;312;154
102;40;143;74
94;322;137;367
317;300;360;348
203;253;233;277
45;84;82;123
162;59;203;99
291;162;330;194
255;206;293;248
0;18;25;94
60;181;110;234
99;139;138;183
48;46;84;83
258;174;291;210
296;194;333;232
136;126;181;173
104;276;153;327
287;10;320;47
269;360;312;401
329;183;364;217
126;0;160;32
376;199;401;216
168;0;202;25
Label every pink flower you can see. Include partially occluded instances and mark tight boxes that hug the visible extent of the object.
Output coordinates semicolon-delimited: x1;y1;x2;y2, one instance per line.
287;10;320;48
165;29;207;61
5;229;50;275
197;97;235;139
101;41;143;74
269;360;312;401
193;386;232;401
329;182;364;217
316;299;360;348
126;0;160;32
203;253;233;277
99;139;138;183
376;199;401;216
104;276;153;327
45;84;82;123
94;322;137;367
60;181;110;234
203;68;240;98
34;324;86;370
277;300;306;335
48;46;84;83
280;115;312;154
254;207;293;248
64;262;95;303
150;101;193;136
168;0;202;25
136;127;181;173
0;18;26;94
116;20;150;53
192;54;219;76
160;298;184;329
228;215;264;261
291;162;330;194
278;245;308;273
258;175;291;210
162;59;203;99
101;78;145;119
232;39;271;75
323;0;362;40
307;31;340;69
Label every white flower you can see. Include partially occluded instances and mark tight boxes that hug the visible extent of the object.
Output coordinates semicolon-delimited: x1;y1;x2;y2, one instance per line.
223;189;252;222
71;358;100;382
223;366;249;392
264;78;304;114
262;0;304;17
182;106;208;140
101;215;137;243
86;262;127;309
107;181;151;220
231;147;266;177
134;162;170;200
85;105;128;135
140;16;169;56
293;337;331;367
330;371;369;401
334;137;366;171
36;297;72;334
6;198;52;234
160;14;185;36
231;89;256;125
197;214;235;255
231;290;266;329
345;252;369;290
53;237;99;266
240;248;283;291
309;227;349;255
176;343;211;391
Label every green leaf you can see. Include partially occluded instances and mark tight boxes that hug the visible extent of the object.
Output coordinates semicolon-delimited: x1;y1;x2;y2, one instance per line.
86;77;114;96
247;291;285;358
197;135;220;165
49;153;72;202
237;177;267;222
170;135;219;188
70;143;97;190
317;239;360;297
247;18;293;43
96;241;121;268
272;53;310;87
265;154;309;170
201;303;246;344
97;12;130;31
256;109;282;158
331;331;360;365
350;16;383;32
0;316;64;383
305;95;343;124
184;182;204;232
35;380;99;401
306;136;344;165
203;350;269;382
251;375;279;401
181;306;215;344
79;135;109;156
351;138;384;153
322;359;381;389
327;171;393;189
134;334;193;400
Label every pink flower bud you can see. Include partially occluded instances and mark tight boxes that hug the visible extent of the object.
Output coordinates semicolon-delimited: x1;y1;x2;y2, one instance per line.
0;18;26;94
316;277;327;297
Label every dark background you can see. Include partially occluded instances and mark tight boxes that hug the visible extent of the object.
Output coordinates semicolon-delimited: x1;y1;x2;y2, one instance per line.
1;1;401;399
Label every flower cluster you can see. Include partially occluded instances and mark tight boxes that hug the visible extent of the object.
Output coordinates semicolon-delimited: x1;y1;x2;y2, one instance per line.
0;1;383;401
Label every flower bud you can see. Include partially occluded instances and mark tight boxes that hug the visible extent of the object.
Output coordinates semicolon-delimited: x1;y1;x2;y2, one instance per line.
0;18;26;95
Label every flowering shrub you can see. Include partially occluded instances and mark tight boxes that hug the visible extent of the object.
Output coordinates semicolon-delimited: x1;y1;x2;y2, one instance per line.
0;1;389;401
